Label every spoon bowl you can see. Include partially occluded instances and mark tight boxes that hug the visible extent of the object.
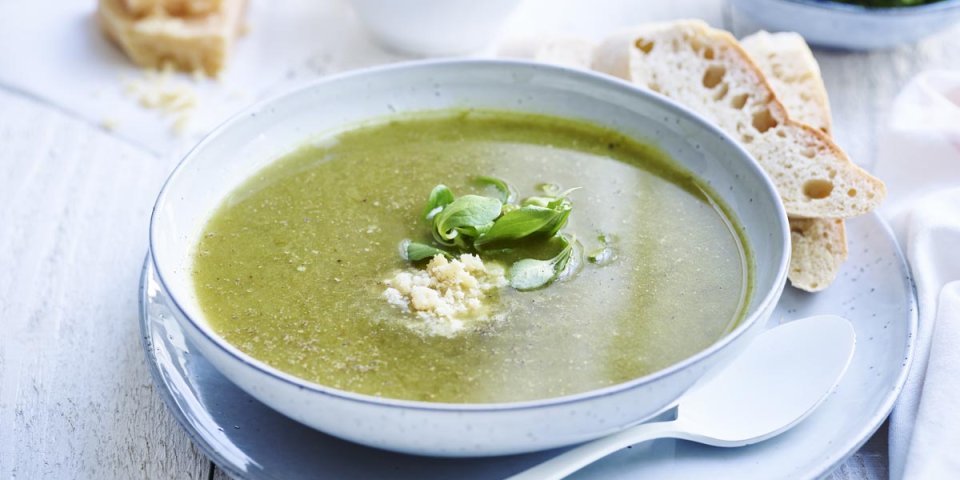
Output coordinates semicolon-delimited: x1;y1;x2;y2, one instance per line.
510;315;856;479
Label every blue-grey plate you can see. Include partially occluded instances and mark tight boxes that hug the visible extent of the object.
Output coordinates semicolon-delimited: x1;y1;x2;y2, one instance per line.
729;0;960;50
140;212;916;479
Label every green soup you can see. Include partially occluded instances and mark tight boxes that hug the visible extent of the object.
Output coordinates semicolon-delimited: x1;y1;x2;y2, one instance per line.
193;110;752;403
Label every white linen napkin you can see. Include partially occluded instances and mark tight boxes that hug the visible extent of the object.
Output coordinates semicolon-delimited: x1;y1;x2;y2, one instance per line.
875;71;960;480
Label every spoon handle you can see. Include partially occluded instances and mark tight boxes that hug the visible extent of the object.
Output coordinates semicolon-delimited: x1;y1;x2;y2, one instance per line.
507;420;686;480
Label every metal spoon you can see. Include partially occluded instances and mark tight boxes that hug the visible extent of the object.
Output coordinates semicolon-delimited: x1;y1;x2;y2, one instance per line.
509;315;856;480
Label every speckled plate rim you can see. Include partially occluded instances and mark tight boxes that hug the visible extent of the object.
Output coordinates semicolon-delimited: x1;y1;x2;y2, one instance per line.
139;212;918;479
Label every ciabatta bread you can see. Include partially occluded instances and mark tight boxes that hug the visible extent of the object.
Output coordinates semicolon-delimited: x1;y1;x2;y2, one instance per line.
592;20;885;219
98;0;245;76
742;31;848;292
787;218;847;291
741;31;831;135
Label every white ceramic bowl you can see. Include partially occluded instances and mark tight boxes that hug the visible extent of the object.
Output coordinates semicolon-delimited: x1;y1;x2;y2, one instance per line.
731;0;960;50
349;0;522;56
149;60;790;457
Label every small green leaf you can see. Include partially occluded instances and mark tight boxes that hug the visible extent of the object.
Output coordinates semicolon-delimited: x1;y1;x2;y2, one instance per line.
508;235;579;291
423;185;455;220
433;195;502;244
404;241;452;261
541;207;572;237
456;223;494;238
551;235;579;279
475;176;515;203
474;206;560;247
508;258;557;291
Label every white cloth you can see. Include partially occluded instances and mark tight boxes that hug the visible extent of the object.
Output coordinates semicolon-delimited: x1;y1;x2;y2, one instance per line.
875;71;960;480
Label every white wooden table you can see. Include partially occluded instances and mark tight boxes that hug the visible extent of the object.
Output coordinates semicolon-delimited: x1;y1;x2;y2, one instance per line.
1;1;957;478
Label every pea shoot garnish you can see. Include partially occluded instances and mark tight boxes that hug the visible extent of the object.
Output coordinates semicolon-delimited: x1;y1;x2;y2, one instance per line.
402;177;584;291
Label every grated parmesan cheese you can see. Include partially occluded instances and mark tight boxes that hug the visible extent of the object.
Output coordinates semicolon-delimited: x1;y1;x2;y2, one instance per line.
382;254;507;337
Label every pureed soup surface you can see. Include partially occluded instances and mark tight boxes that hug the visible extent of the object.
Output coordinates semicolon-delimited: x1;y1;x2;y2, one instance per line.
193;110;752;403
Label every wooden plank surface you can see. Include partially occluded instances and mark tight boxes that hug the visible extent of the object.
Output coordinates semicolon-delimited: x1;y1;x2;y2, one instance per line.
0;89;211;479
1;3;959;478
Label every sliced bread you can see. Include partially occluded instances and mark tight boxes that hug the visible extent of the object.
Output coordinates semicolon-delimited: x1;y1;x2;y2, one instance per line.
592;20;885;219
741;31;832;135
98;0;245;76
742;31;848;291
788;218;847;291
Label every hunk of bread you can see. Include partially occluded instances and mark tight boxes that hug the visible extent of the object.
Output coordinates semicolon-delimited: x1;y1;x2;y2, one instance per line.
741;31;831;135
592;20;885;219
98;0;245;76
742;31;848;292
498;36;597;70
123;0;222;17
787;218;847;291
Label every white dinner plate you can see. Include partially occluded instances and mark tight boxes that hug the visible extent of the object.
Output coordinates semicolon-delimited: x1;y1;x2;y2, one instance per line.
139;212;916;479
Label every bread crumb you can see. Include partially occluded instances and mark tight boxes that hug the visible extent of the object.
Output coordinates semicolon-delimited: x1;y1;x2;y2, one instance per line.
122;64;199;135
382;254;507;337
100;118;120;131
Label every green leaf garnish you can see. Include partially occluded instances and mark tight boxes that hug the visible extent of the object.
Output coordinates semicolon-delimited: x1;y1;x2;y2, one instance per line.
403;240;452;262
508;235;579;291
474;206;564;247
403;177;591;292
521;187;578;209
423;185;455;220
541;207;572;237
432;195;502;245
475;176;516;204
507;258;557;291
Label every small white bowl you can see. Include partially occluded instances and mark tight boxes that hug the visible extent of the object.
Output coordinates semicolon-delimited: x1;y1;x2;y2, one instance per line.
349;0;522;56
149;60;789;457
731;0;960;50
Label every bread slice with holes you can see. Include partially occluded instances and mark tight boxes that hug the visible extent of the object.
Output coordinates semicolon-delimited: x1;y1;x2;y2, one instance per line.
742;31;848;292
592;20;885;219
741;31;831;135
787;218;847;291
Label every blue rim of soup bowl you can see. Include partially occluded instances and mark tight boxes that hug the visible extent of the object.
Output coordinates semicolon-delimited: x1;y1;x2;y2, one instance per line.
782;0;960;14
149;59;791;413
